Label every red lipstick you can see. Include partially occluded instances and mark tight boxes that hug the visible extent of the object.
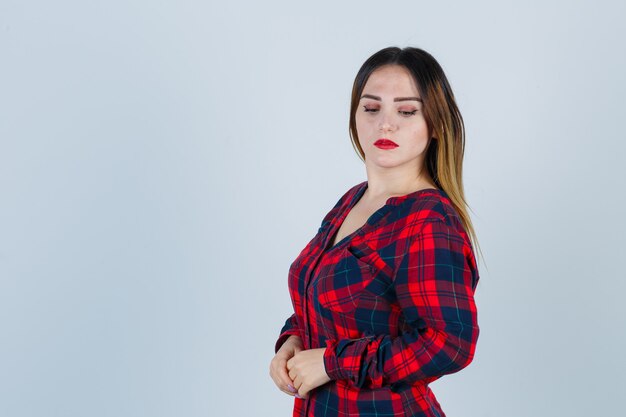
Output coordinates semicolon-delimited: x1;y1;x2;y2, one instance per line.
374;138;399;149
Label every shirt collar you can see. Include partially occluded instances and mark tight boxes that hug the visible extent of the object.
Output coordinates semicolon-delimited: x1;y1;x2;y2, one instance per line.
356;180;444;206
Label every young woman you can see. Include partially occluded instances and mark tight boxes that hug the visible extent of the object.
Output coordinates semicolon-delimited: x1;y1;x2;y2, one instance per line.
269;46;482;417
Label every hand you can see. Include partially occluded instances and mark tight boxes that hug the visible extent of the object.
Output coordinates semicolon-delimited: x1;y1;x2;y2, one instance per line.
286;348;331;399
270;335;304;397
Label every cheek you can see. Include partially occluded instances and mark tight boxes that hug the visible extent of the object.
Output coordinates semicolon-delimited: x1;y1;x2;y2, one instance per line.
402;123;430;153
409;119;430;140
355;114;374;137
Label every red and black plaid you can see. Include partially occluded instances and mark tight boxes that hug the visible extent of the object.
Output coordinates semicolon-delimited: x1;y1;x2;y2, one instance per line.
276;180;480;417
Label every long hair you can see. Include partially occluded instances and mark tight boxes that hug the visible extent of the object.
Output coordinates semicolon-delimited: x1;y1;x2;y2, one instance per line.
349;46;484;267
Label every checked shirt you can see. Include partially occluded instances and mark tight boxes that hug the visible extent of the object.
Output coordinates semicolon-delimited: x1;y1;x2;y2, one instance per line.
275;180;480;417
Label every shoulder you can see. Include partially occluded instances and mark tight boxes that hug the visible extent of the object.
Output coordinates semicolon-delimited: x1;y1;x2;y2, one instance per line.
398;191;477;274
399;189;469;242
401;189;456;222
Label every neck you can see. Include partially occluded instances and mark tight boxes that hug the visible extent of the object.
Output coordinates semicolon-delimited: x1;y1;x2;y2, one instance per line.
363;167;435;201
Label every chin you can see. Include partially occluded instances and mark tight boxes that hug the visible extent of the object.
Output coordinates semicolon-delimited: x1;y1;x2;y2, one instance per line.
367;157;405;169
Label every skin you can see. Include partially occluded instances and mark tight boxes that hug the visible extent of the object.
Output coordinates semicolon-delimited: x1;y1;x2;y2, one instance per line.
269;64;436;399
269;335;303;397
356;64;437;203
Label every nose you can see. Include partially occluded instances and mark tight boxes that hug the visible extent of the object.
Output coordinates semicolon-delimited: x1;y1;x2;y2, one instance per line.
378;112;397;132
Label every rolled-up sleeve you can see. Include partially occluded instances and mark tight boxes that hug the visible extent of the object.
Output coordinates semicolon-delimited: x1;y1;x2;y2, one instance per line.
275;313;302;354
323;218;480;389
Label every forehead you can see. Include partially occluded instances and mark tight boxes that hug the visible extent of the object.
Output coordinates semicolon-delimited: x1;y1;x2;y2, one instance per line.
362;65;419;96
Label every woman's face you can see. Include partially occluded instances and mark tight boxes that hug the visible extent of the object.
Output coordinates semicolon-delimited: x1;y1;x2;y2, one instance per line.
355;64;431;172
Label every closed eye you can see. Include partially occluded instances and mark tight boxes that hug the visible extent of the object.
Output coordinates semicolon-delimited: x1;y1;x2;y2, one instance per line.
363;106;418;116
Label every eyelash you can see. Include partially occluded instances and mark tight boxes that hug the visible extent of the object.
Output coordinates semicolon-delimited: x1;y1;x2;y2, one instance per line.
363;107;418;116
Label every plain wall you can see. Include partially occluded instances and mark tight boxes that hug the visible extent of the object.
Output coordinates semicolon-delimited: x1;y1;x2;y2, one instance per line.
1;1;624;416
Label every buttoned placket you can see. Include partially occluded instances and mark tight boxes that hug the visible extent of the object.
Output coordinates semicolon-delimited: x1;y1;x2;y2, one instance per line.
302;184;410;346
299;185;368;416
298;182;420;416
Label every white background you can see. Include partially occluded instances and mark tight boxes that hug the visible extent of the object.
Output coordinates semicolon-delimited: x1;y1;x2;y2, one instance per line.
1;1;625;416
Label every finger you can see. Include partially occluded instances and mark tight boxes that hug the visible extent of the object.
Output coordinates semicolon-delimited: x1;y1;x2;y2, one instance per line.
288;367;297;381
278;385;296;396
279;365;295;389
271;371;296;396
280;386;296;396
269;370;290;395
270;359;297;396
296;377;310;399
298;383;310;399
271;358;287;382
293;375;303;394
287;360;296;379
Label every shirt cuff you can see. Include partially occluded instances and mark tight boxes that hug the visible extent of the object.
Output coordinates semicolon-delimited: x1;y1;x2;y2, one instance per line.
323;338;347;380
274;330;301;354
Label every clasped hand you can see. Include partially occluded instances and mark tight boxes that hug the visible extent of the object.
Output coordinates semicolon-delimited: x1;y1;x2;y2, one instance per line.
269;335;331;399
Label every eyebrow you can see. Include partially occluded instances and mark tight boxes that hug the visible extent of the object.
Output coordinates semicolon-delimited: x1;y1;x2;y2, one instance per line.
360;94;423;102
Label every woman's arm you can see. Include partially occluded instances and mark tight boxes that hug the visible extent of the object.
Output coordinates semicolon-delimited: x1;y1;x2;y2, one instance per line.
322;218;480;389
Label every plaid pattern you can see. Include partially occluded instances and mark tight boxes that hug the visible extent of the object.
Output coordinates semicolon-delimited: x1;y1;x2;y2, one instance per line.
276;181;480;417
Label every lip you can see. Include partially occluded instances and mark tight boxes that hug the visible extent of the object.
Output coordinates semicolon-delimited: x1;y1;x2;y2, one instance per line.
374;138;399;149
